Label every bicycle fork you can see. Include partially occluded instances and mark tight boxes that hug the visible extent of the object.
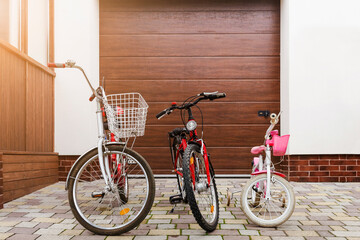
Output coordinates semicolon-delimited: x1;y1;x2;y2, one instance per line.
96;99;113;189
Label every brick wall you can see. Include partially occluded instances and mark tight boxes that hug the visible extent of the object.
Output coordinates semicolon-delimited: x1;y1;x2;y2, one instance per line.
60;154;360;182
281;155;360;182
59;156;78;181
59;155;102;182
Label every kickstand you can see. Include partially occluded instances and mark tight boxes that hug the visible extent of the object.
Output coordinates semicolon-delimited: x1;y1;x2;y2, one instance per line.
170;204;177;213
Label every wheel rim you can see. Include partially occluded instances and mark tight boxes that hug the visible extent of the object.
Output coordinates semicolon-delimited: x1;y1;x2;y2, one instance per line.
189;150;217;225
72;150;150;230
244;176;291;223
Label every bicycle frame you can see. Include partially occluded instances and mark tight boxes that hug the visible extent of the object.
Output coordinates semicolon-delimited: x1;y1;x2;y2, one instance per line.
185;109;212;188
167;109;212;189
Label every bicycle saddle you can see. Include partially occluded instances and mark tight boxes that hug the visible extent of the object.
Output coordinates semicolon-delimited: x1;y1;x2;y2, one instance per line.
169;127;188;137
251;145;266;155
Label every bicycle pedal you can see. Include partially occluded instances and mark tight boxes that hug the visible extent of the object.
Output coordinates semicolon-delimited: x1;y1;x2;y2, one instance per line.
169;194;183;205
91;191;105;198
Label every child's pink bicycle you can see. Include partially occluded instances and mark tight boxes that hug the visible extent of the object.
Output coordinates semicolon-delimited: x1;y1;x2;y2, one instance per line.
227;112;295;227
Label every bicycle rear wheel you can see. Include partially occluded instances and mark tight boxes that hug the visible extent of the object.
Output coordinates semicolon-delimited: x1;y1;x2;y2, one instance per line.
68;144;155;235
182;143;219;232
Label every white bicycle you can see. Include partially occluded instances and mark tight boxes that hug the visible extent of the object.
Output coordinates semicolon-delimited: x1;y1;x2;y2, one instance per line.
48;60;155;235
227;112;295;227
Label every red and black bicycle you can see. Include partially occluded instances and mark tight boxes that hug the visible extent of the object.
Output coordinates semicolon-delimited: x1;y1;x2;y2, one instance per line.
156;91;226;232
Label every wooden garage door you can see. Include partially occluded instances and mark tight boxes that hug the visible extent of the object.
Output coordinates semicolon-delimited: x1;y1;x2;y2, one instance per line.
100;0;280;174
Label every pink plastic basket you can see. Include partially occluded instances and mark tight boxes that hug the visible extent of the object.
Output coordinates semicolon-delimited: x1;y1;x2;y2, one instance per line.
272;135;290;156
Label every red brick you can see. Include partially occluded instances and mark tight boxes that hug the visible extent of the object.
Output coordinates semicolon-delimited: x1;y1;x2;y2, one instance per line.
289;166;298;171
330;171;356;177
289;176;299;181
310;171;329;176
319;155;340;160
347;155;360;160
299;165;319;171
297;176;319;182
339;166;346;171
292;171;309;176
309;160;330;165
291;160;309;166
346;177;360;182
330;160;357;165
320;165;339;171
346;166;360;171
299;155;319;160
319;176;339;182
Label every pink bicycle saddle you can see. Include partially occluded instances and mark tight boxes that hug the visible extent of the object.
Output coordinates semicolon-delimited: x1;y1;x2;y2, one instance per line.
251;145;266;155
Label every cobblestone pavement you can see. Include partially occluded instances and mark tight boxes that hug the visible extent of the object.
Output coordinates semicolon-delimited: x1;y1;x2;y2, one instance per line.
0;178;359;240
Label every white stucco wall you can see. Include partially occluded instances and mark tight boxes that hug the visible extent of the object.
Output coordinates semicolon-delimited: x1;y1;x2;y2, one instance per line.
54;0;99;155
281;0;360;154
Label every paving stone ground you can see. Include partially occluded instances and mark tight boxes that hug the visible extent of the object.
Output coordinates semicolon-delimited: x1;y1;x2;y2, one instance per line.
0;179;359;240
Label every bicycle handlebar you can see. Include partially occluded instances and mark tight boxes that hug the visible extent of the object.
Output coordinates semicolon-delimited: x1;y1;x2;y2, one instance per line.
47;60;96;98
156;92;226;119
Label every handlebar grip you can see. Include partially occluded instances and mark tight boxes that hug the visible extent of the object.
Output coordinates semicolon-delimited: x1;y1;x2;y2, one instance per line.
215;92;226;98
156;110;167;119
48;63;66;68
208;92;226;100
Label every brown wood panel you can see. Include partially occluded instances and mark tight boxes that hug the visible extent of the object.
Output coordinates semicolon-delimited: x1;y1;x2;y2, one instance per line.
4;176;58;193
106;80;280;102
0;38;57;203
0;40;55;153
2;154;58;163
101;57;279;80
136;125;269;147
26;64;54;152
4;168;58;182
147;102;280;125
4;180;57;203
134;147;253;173
0;47;26;151
100;34;280;57
3;162;58;173
100;11;279;35
100;0;280;12
2;152;59;203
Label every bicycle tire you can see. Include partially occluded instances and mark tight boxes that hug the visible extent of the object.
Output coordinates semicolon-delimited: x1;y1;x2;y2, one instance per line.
68;144;155;235
182;143;219;232
240;173;295;227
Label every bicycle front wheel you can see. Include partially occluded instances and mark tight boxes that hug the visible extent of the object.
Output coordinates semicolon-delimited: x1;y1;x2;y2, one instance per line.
240;174;295;227
68;144;155;235
183;143;219;232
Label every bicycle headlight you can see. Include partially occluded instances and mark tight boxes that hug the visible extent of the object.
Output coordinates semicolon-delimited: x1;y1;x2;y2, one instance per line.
186;120;197;131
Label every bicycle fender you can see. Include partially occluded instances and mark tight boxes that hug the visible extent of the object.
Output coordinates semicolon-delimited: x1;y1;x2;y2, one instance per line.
251;170;286;178
65;142;125;190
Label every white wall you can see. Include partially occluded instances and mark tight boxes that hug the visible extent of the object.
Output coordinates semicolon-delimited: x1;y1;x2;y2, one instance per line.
28;0;48;65
54;0;99;155
281;0;360;154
